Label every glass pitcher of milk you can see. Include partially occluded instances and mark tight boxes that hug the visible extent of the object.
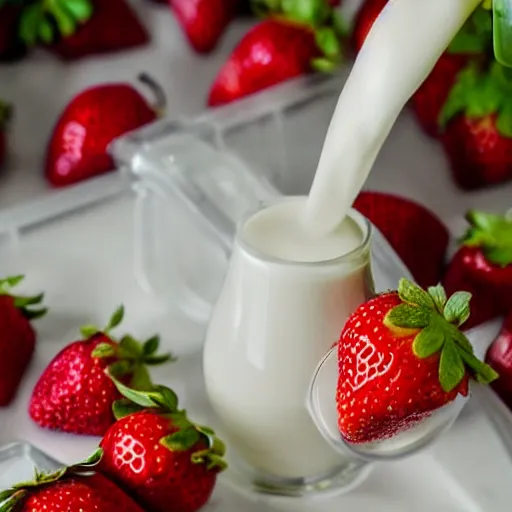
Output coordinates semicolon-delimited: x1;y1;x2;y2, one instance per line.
203;197;374;493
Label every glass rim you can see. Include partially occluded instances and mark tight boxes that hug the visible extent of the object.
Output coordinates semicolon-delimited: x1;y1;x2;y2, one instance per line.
236;196;372;268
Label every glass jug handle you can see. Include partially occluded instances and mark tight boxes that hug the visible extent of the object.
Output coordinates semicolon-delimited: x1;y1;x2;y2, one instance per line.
132;180;226;325
493;0;512;66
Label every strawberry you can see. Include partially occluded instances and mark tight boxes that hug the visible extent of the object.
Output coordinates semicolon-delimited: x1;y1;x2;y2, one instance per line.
0;451;144;512
411;8;492;138
0;275;46;406
0;100;12;170
171;0;238;54
486;312;512;409
411;54;471;138
208;0;346;106
337;278;497;443
45;0;149;60
443;210;512;316
351;0;387;53
98;378;226;512
353;191;449;289
29;305;173;436
439;61;512;190
45;74;163;187
442;248;504;330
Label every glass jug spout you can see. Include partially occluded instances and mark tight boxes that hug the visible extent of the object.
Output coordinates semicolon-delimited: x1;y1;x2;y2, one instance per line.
493;0;512;66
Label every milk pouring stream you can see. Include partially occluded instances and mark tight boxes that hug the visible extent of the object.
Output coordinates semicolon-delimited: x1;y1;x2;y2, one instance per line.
204;0;484;492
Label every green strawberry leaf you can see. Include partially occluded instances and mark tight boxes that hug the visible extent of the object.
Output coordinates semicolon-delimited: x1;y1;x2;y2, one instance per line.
61;0;93;22
398;278;435;310
281;0;330;26
129;364;153;391
311;57;338;73
497;103;512;136
161;427;200;452
91;342;117;359
427;284;447;313
105;305;124;332
144;353;176;365
384;304;432;329
412;317;445;358
13;293;45;308
443;291;472;326
48;1;75;37
462;210;512;266
119;335;144;359
459;348;499;383
108;360;134;379
314;26;341;59
19;4;45;46
439;339;466;392
80;324;99;338
143;335;160;356
112;398;146;420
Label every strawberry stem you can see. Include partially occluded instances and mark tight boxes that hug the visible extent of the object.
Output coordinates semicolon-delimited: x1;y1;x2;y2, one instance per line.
137;73;166;117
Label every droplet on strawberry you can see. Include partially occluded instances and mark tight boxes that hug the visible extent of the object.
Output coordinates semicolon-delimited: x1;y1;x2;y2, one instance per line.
336;278;498;444
98;378;226;512
0;275;46;406
45;74;164;187
29;305;174;436
0;449;145;512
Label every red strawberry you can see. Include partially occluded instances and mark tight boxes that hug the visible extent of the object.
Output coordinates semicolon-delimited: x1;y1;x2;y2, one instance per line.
29;305;173;436
439;61;512;190
442;248;504;330
0;451;144;512
486;312;512;409
171;0;238;54
47;0;149;60
0;101;12;169
208;3;345;107
351;0;387;53
0;275;46;406
98;379;227;512
353;191;450;289
445;210;512;314
45;74;163;187
411;53;470;138
337;278;497;443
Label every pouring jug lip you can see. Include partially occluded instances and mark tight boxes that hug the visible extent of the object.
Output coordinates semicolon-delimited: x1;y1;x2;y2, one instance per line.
235;196;373;268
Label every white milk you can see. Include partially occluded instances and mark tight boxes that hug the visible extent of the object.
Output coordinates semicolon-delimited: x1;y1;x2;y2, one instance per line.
203;198;373;479
305;0;482;235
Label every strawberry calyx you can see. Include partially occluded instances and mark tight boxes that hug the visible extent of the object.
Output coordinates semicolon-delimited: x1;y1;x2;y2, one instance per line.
0;449;103;512
18;0;93;47
88;305;176;391
460;210;512;267
383;278;498;393
438;60;512;136
447;6;492;55
109;375;228;472
251;0;347;72
0;101;12;131
0;275;47;320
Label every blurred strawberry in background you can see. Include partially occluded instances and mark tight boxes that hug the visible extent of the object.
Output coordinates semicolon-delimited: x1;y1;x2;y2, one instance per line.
208;0;347;106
